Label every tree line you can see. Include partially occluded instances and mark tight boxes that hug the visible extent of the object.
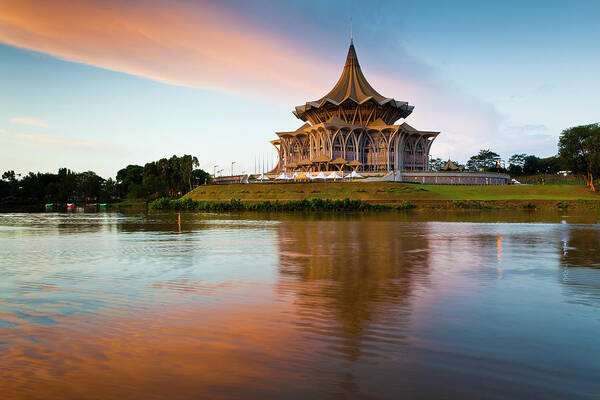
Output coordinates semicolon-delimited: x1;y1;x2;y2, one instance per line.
0;155;211;205
430;123;600;191
116;155;211;200
430;151;563;175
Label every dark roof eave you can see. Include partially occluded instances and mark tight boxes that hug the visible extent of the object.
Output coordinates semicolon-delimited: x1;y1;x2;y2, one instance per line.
294;98;413;117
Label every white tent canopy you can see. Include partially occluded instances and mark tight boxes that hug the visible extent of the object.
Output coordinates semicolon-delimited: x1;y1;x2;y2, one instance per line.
326;171;343;180
313;171;327;179
256;174;270;181
346;171;363;179
275;173;291;180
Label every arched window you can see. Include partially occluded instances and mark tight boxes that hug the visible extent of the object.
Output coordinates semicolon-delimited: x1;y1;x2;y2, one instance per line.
404;142;413;170
415;142;424;169
377;138;387;170
332;134;343;159
345;134;356;161
364;137;377;171
291;141;300;162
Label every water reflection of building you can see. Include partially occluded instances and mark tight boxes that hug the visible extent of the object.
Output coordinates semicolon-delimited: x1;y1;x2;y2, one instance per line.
276;218;431;361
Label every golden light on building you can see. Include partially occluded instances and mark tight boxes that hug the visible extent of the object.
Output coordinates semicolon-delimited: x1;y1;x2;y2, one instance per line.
271;40;440;173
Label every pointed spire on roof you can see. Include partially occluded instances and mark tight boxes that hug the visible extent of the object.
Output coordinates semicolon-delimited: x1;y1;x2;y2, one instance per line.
318;41;388;105
292;38;415;125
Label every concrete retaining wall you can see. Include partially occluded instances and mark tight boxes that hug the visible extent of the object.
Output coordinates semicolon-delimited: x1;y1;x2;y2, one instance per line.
390;171;510;185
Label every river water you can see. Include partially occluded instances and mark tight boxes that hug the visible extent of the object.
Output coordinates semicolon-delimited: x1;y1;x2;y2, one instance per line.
1;210;599;399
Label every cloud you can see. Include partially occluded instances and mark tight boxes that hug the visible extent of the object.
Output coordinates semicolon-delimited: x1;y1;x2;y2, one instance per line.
495;124;557;157
0;0;331;100
9;117;49;128
1;129;111;150
16;133;109;149
504;124;549;135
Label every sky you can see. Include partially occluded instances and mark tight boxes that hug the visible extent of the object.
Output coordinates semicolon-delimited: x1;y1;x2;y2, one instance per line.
1;0;599;178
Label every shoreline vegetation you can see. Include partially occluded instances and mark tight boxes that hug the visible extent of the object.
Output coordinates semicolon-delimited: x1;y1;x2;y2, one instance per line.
150;197;416;212
146;182;600;212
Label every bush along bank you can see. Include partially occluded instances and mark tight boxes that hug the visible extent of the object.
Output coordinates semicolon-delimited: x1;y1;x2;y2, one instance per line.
149;197;416;212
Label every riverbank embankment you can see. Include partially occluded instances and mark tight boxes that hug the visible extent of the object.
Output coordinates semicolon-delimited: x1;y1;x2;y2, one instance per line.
174;182;599;211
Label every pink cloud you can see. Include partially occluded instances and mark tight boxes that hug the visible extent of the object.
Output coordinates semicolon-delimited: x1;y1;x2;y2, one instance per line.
0;0;331;100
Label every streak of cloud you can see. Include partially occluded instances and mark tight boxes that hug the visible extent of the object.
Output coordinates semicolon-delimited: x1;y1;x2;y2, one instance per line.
1;129;112;150
0;0;331;100
9;117;49;128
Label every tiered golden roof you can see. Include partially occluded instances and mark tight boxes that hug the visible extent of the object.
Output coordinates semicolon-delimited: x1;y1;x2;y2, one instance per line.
293;41;413;126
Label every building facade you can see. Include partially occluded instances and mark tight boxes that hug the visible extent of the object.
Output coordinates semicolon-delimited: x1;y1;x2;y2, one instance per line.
271;40;439;173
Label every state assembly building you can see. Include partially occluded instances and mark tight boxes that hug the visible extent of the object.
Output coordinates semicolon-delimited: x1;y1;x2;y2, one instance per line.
271;40;439;174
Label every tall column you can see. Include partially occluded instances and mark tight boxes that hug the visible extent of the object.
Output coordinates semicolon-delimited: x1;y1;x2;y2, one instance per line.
385;132;392;171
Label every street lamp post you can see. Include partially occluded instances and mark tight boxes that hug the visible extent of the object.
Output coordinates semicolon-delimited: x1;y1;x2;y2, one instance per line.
213;165;218;178
231;161;236;177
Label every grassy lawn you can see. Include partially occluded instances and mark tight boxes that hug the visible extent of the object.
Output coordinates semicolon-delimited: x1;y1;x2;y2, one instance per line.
423;184;597;200
184;182;599;203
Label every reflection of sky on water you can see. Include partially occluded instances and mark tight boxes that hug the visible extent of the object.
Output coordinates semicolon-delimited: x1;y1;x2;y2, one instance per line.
1;211;600;399
407;222;600;398
0;213;281;330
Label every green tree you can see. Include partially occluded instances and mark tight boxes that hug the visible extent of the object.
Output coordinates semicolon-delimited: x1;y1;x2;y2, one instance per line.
466;149;501;171
100;178;118;202
142;161;168;199
116;165;144;198
539;156;561;174
191;168;211;186
179;155;199;192
508;154;526;175
522;155;542;175
2;170;16;182
1;170;18;199
429;157;445;171
558;123;600;191
76;171;104;201
156;158;175;195
54;168;77;202
146;155;201;196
